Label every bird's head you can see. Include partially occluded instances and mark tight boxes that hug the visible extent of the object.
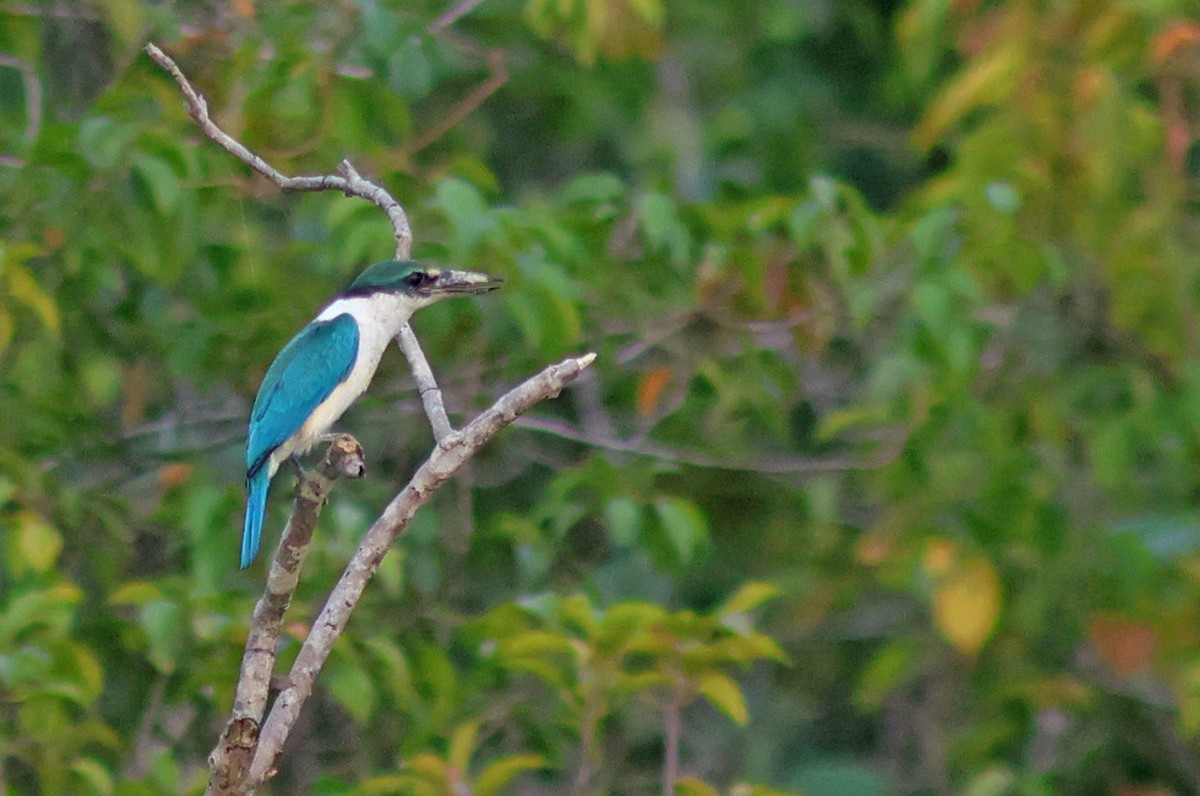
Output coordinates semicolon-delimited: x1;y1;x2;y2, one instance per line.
345;260;503;307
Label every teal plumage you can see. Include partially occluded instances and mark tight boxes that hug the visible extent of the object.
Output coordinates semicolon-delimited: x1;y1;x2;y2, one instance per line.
242;315;359;567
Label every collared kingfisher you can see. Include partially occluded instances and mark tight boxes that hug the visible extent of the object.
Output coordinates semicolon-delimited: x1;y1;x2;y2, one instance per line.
241;259;502;568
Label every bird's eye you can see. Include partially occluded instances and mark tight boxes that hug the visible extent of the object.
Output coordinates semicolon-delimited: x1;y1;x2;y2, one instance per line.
403;271;427;288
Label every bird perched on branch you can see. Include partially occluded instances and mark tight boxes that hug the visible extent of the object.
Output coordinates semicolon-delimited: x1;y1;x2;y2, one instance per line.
241;259;502;568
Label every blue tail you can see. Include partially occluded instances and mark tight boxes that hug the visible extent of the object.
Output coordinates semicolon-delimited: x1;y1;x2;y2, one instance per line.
242;469;270;568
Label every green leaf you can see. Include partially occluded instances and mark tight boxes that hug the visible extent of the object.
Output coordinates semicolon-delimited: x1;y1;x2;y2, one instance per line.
909;206;958;262
325;652;377;726
913;281;950;336
432;178;498;257
498;629;575;658
562;173;625;207
717;582;781;618
81;355;122;408
140;600;181;674
604;497;643;546
70;756;114;796
100;0;146;50
653;496;709;567
639;192;690;264
962;766;1018;796
132;154;181;214
362;636;415;703
474;754;549;796
1091;421;1131;489
788;198;823;245
597;601;664;647
698;672;748;724
614;670;670;695
0;584;83;645
815;404;890;442
108;582;164;606
78;116;135;169
558;593;599;638
387;35;434;99
854;637;921;711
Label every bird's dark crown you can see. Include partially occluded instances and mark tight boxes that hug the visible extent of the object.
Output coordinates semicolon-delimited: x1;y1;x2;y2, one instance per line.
344;260;425;296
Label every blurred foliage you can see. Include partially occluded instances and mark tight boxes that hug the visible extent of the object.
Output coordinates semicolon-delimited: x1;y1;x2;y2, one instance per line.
4;0;1200;794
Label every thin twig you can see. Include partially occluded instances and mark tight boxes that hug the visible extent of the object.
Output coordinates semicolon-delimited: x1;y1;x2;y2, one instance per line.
403;49;508;157
396;325;453;440
0;53;42;168
142;43;413;258
429;0;490;33
248;353;596;782
514;415;905;474
662;691;682;796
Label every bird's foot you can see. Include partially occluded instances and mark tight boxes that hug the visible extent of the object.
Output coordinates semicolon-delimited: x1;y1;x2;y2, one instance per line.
286;455;304;480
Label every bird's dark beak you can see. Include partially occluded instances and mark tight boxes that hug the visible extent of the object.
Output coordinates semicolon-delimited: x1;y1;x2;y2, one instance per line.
424;269;504;296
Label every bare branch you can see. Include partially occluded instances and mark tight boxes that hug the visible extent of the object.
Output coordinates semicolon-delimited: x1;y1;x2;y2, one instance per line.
429;0;490;34
142;43;413;258
403;49;508;158
514;415;906;474
661;691;682;796
248;352;596;782
396;325;453;440
208;437;365;793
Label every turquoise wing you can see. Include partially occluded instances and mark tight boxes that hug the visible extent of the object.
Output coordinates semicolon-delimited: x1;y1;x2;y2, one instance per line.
245;313;359;478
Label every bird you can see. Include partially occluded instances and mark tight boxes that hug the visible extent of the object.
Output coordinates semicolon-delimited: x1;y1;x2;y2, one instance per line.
241;259;502;568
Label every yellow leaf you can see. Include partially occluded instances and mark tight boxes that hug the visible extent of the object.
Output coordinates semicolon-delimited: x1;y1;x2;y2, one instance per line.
0;308;12;355
912;45;1021;150
624;0;663;25
402;753;452;788
717;582;781;617
699;672;748;725
4;253;59;336
932;555;1001;656
674;776;719;796
16;510;62;572
448;721;479;775
475;754;548;796
108;582;165;606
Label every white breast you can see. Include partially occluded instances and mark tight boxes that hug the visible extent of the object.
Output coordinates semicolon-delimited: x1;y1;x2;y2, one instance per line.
266;291;424;475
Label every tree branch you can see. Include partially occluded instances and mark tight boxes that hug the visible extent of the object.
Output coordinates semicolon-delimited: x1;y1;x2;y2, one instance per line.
403;49;508;158
143;43;413;258
248;353;595;782
429;0;490;34
514;415;906;474
208;437;365;792
662;691;682;796
396;325;454;441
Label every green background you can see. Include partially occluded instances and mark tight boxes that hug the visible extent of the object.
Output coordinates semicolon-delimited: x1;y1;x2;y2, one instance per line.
3;0;1200;793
